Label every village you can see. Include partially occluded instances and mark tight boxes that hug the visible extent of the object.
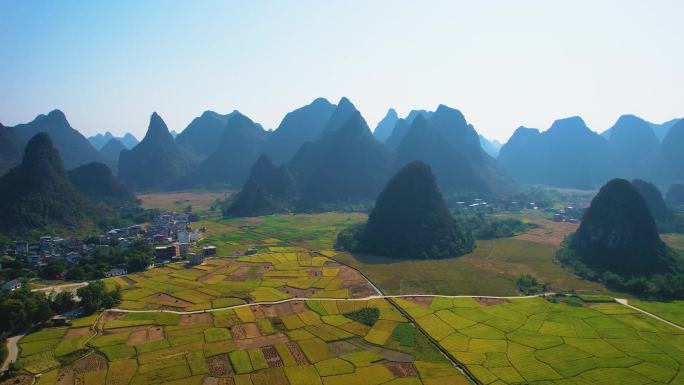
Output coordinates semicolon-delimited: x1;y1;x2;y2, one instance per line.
0;211;218;292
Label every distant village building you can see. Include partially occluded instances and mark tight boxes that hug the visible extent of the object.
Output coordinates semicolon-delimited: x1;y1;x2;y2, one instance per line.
2;279;22;291
155;244;180;259
244;248;258;256
104;268;127;278
15;241;28;255
187;253;204;265
203;246;217;257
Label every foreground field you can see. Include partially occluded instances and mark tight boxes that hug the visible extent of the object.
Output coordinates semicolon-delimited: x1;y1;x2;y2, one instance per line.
105;251;376;311
396;296;684;385
16;299;469;385
629;300;684;328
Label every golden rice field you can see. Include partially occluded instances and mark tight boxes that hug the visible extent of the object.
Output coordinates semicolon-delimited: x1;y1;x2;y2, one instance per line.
105;251;377;312
17;299;469;385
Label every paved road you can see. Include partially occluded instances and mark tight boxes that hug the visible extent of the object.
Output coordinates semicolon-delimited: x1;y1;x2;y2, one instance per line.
1;333;25;373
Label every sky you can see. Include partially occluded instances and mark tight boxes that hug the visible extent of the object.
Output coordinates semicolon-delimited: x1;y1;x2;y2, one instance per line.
1;0;682;142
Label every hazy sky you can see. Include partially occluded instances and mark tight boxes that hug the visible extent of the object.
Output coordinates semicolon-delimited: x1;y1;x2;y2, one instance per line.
1;0;682;141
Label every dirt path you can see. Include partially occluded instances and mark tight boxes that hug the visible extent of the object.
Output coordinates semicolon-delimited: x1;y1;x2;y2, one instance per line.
31;282;87;295
1;333;25;373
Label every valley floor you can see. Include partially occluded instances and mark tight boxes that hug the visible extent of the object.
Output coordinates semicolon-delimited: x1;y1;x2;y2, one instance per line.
5;210;684;385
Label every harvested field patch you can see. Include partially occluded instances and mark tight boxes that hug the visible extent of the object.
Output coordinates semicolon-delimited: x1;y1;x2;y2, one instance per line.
207;354;235;377
235;334;289;350
181;312;213;325
385;362;418;377
261;345;283;368
286;342;309;365
72;353;107;374
63;327;91;340
231;323;261;340
474;297;509;307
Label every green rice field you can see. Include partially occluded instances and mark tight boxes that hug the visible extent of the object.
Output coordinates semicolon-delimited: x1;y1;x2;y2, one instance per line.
395;295;684;384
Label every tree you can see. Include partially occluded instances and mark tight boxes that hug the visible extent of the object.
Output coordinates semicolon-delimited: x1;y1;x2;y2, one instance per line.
50;291;76;313
77;281;120;315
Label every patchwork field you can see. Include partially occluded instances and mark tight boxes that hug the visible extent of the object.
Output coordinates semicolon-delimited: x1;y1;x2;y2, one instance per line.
105;251;376;311
395;295;684;385
17;299;470;385
138;192;231;214
194;213;366;256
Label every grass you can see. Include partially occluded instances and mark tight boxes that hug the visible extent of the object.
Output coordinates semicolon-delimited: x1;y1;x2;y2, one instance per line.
343;308;380;326
230;350;254;374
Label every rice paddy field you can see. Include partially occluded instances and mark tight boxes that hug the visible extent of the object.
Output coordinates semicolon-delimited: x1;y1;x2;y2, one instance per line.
395;295;684;385
9;209;684;384
104;251;377;312
15;299;470;385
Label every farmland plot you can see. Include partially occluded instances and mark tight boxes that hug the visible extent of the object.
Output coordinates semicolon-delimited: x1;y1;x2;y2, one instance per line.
17;299;469;384
396;296;684;385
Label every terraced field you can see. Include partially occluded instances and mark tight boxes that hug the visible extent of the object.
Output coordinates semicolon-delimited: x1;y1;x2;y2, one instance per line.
395;296;684;385
106;251;377;311
18;299;470;385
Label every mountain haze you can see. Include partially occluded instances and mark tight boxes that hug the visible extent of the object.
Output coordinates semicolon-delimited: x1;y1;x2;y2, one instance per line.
118;112;199;191
13;110;111;170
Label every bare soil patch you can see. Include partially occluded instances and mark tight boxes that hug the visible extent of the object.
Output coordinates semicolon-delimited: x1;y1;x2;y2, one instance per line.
119;276;136;285
287;342;309;365
404;296;433;306
180;313;212;326
235;334;289;350
207;354;234;377
64;327;91;339
147;293;193;307
385;362;418;377
337;266;375;297
198;266;229;282
230;323;261;339
225;266;252;281
102;325;148;335
329;340;360;356
56;368;74;385
278;286;318;297
261;345;284;368
474;297;509;307
72;353;107;374
127;326;164;345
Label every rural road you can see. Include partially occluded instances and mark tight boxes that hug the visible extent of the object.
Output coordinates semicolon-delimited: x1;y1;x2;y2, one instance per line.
615;298;684;332
1;333;25;373
105;293;554;315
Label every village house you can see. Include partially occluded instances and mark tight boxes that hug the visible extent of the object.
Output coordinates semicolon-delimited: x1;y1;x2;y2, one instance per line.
203;245;217;257
2;279;22;291
104;268;127;278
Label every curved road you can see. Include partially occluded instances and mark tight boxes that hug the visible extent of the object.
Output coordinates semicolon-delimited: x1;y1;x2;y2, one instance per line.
1;333;25;373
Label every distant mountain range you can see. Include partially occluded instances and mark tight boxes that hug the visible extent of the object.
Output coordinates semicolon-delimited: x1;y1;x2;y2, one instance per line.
88;132;139;150
498;114;683;189
6;102;681;208
118;113;199;191
11;110;112;171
